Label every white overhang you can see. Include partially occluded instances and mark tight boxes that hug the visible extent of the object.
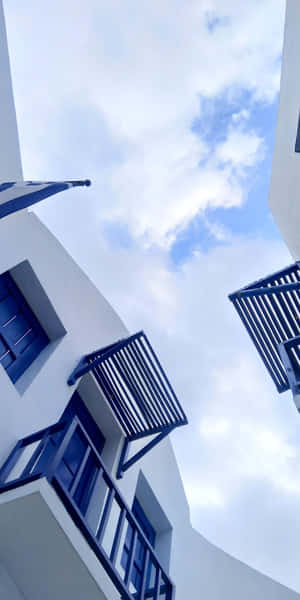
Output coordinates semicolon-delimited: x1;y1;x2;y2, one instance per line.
0;479;116;600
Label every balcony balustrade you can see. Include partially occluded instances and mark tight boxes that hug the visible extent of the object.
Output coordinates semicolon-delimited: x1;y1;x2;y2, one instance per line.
68;331;187;477
0;417;174;600
229;262;300;395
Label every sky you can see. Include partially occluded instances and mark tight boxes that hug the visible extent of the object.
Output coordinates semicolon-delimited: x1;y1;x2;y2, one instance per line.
5;0;300;593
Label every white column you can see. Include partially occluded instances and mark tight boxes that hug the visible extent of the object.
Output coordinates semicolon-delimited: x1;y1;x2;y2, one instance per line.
0;1;23;180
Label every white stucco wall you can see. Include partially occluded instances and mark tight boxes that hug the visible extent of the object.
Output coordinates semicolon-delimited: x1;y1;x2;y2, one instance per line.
0;1;22;180
0;1;299;599
269;0;300;260
0;564;25;600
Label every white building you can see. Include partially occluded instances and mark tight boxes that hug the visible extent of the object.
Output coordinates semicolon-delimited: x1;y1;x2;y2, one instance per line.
230;0;300;412
0;2;298;599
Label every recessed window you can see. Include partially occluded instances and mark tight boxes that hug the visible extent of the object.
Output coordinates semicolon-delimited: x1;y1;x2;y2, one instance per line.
134;472;173;572
121;497;156;592
0;260;66;393
0;270;49;383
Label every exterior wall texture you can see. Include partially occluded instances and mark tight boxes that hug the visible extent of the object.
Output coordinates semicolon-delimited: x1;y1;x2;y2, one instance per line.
269;0;300;259
0;1;299;599
0;0;22;180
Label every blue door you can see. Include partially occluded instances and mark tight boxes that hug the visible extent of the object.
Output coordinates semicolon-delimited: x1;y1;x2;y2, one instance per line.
0;271;49;382
37;393;106;515
122;498;156;593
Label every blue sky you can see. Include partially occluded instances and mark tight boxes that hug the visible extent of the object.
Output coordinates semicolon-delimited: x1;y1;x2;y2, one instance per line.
172;93;280;263
8;0;300;593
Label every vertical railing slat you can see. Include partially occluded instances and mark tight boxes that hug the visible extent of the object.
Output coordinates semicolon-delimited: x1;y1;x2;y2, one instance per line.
110;507;126;565
21;431;50;477
96;486;116;544
124;529;138;586
69;446;91;497
153;567;161;600
139;548;150;600
47;417;78;481
0;440;23;484
0;417;175;600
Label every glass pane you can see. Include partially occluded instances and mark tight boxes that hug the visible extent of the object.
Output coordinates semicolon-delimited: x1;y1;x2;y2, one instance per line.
62;428;87;475
5;441;39;482
56;460;73;489
74;453;99;514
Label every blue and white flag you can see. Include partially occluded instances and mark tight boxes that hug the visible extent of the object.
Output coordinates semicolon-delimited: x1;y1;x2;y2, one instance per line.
0;179;91;219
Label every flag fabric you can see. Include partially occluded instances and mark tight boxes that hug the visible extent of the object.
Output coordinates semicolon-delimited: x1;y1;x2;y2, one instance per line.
0;179;91;219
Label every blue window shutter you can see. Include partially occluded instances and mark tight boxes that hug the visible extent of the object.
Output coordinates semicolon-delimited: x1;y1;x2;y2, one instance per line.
0;271;49;383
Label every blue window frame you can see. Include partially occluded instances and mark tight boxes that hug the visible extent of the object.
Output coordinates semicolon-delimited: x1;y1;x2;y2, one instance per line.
0;271;49;383
35;393;106;515
56;395;106;514
121;498;156;592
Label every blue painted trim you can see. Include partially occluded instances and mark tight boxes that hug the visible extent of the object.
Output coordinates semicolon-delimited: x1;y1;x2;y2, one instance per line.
116;439;130;479
0;183;15;192
117;426;175;479
67;357;88;385
0;183;68;218
60;391;106;454
229;262;300;393
132;498;156;546
96;487;116;543
0;440;23;484
278;337;300;396
95;362;140;437
233;281;300;298
0;421;64;486
0;270;49;383
67;331;187;474
0;415;174;600
228;262;298;298
295;112;300;153
67;335;142;384
230;297;286;391
0;180;91;219
110;507;126;564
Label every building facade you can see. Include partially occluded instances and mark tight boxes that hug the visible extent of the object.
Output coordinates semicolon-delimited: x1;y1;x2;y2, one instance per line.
0;2;298;599
230;0;300;412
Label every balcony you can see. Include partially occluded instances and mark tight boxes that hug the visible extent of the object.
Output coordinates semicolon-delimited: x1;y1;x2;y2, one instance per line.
68;331;187;477
229;261;300;396
0;417;174;600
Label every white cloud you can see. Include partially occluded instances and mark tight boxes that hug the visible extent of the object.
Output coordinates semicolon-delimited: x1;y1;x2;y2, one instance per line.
199;417;231;437
202;216;231;242
216;129;265;170
4;0;285;245
185;481;225;508
232;109;250;123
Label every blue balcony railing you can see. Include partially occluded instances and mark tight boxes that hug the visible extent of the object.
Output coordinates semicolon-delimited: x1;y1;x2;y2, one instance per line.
229;262;300;394
68;331;187;477
0;418;174;600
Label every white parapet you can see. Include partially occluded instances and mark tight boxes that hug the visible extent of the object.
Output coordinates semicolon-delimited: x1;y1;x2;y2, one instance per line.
269;0;300;260
0;0;23;180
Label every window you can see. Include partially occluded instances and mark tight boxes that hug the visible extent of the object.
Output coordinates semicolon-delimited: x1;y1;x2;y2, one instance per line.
61;392;106;454
35;393;106;515
121;497;156;592
0;270;49;383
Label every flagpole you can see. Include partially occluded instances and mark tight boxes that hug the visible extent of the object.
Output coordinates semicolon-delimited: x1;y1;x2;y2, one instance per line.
69;180;91;187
